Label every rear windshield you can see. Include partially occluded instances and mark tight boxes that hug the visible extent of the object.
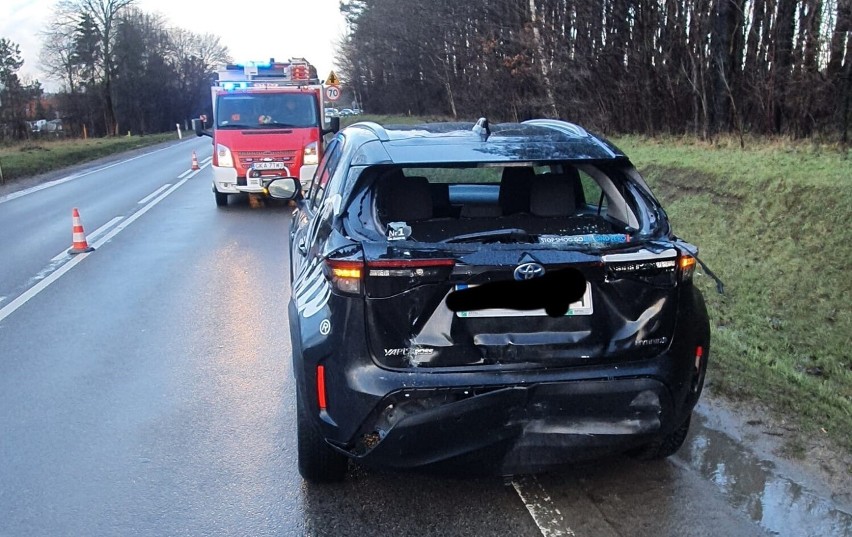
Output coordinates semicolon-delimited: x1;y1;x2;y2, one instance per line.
363;163;662;246
216;92;318;129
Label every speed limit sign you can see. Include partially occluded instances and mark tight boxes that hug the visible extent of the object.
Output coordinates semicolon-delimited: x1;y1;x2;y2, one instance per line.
325;85;341;101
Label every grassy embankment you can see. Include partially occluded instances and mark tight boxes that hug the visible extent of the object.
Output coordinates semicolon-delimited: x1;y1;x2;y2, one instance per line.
614;136;851;455
0;133;177;184
350;115;852;454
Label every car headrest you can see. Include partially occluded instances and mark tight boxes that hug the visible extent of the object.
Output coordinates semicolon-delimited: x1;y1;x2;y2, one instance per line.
377;174;433;222
530;173;578;217
499;167;535;215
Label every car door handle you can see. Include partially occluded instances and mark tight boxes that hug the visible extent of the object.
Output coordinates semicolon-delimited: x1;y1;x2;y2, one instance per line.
298;239;307;255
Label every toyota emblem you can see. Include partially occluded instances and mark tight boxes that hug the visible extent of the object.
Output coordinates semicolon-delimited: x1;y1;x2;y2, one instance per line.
514;262;545;280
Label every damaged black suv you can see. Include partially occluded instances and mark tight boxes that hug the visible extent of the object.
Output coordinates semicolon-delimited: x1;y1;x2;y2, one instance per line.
268;119;710;483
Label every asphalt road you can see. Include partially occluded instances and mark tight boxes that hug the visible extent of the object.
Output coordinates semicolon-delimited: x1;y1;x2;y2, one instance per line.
0;139;848;536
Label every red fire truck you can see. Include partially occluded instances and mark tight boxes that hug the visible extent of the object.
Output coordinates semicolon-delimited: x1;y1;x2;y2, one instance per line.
194;58;339;207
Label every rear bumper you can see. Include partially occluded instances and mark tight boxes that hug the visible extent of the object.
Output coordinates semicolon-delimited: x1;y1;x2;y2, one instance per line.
338;377;674;474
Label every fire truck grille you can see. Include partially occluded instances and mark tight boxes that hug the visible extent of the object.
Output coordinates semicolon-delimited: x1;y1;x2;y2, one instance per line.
238;150;297;163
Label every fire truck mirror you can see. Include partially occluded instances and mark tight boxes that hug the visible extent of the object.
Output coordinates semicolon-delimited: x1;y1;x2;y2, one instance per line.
324;116;340;135
192;118;211;138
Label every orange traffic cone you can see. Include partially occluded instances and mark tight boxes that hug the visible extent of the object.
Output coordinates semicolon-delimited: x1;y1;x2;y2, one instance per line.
68;207;95;254
191;151;200;170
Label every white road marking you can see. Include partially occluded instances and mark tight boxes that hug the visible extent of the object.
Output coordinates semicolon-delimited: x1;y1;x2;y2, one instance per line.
138;184;171;204
0;162;209;325
201;156;212;164
0;250;94;324
89;162;209;251
177;170;191;179
513;476;575;537
49;217;123;263
0;141;195;205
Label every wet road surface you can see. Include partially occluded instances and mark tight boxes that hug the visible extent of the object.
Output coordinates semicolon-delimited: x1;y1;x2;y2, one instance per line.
0;146;849;536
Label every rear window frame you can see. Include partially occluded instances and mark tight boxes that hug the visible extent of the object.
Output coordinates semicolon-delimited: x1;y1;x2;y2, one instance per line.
342;161;666;247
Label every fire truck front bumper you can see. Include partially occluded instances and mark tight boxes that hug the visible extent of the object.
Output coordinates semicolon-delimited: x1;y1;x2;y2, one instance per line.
213;165;316;194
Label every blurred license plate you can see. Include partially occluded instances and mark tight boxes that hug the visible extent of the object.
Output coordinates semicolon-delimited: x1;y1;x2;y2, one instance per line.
253;162;285;170
455;282;593;318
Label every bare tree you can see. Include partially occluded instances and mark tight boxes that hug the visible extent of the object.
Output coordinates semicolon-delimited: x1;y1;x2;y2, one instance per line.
58;0;136;135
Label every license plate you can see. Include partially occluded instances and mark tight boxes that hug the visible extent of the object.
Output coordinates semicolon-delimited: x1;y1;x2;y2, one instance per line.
455;282;593;317
253;162;286;170
247;176;261;188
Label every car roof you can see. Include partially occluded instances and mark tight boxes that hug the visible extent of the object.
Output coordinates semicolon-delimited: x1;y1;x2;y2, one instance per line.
343;119;628;165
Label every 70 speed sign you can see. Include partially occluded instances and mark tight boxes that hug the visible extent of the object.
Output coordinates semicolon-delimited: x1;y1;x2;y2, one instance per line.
325;86;341;102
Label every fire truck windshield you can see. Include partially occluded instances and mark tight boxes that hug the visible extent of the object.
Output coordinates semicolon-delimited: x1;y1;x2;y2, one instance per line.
216;92;318;129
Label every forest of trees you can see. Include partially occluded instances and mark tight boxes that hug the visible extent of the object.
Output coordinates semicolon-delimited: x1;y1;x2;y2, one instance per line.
3;0;850;142
0;0;230;141
338;0;852;141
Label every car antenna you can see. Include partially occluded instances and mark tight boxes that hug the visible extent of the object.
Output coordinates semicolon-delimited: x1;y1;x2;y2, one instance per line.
473;117;490;141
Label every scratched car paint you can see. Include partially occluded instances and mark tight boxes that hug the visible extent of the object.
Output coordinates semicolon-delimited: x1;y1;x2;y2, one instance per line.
267;118;710;483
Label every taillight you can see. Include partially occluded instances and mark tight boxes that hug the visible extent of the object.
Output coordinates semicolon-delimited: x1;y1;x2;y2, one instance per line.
367;259;456;269
324;258;456;297
324;259;363;294
679;255;696;283
364;258;456;298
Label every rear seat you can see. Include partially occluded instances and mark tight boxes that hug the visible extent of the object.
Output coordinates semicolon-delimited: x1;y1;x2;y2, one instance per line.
375;168;610;242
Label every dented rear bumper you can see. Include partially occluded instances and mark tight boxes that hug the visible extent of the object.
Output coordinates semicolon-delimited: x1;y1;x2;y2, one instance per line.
335;377;675;474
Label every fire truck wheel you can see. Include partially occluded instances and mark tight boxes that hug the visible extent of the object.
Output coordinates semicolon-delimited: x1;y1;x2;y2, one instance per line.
214;189;228;207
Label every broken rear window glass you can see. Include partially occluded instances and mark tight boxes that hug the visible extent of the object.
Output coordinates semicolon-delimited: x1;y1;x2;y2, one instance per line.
366;164;651;245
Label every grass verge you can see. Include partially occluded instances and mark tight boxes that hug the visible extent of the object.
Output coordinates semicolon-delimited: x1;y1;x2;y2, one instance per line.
613;135;852;454
0;133;178;184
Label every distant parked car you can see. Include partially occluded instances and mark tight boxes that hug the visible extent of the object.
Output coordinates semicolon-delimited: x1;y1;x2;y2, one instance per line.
339;108;354;116
269;118;710;483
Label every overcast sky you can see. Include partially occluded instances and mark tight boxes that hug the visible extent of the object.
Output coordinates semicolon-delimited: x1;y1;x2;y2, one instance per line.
2;0;348;91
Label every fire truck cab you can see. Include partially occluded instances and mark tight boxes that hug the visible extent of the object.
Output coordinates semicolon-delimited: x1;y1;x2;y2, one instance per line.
194;58;339;207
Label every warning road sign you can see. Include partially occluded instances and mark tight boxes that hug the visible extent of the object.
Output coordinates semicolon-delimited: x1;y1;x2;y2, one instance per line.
326;71;340;86
325;85;341;101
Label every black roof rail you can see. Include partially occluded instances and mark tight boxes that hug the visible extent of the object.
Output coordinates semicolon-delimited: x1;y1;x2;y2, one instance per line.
349;121;390;142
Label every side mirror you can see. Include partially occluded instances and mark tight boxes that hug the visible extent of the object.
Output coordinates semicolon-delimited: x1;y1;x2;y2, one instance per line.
323;116;340;135
192;118;211;138
267;177;301;200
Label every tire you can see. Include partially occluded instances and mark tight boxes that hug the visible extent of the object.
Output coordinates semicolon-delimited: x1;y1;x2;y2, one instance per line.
629;413;691;461
296;388;348;483
214;189;228;207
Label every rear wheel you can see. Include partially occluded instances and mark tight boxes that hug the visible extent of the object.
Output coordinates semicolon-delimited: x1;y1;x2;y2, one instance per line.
629;413;691;460
296;388;348;483
214;189;228;207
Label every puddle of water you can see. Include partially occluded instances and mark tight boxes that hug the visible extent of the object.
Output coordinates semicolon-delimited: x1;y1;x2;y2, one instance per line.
678;412;852;537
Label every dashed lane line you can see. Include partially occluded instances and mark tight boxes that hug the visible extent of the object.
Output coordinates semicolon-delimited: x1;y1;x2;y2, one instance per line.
0;161;210;325
513;475;576;537
138;184;172;204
